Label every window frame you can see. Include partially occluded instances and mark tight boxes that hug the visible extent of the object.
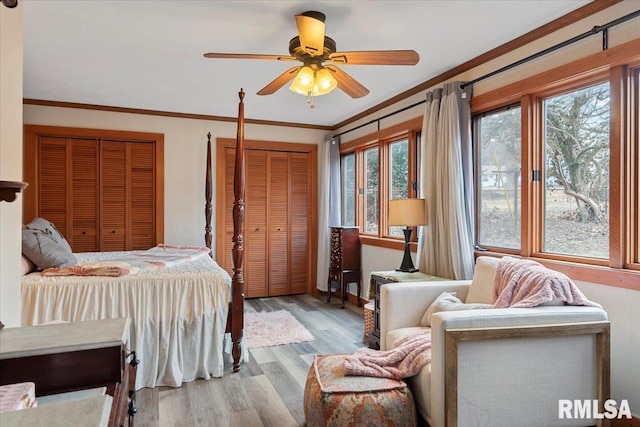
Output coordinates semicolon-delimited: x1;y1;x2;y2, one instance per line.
470;40;640;290
339;117;422;250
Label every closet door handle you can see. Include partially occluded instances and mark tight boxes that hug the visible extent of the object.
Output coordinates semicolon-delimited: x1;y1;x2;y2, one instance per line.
82;231;87;235
111;230;116;234
255;227;260;231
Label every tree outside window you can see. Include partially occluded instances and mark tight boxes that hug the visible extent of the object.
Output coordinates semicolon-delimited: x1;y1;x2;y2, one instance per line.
543;82;610;258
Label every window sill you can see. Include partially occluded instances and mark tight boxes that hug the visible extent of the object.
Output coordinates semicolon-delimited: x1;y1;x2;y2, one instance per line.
475;250;640;291
360;235;417;252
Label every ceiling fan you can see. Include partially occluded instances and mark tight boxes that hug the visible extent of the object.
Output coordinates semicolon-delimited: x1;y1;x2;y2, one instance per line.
204;11;419;101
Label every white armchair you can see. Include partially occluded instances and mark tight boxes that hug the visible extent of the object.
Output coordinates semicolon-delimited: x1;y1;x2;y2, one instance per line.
380;257;610;427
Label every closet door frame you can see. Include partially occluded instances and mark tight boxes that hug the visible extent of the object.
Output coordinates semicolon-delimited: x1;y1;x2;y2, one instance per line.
23;125;165;246
216;138;318;296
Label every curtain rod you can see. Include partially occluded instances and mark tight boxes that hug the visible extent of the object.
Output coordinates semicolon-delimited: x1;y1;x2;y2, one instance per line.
333;8;640;140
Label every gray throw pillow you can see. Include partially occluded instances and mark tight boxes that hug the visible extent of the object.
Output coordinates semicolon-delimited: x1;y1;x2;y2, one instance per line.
22;218;77;269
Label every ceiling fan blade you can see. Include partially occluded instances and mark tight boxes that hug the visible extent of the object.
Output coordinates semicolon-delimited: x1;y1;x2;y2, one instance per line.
257;66;301;96
326;65;369;99
295;11;325;57
329;50;419;65
203;53;296;61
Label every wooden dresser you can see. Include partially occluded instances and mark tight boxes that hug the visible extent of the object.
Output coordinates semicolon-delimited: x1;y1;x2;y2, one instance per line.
0;318;137;427
327;226;361;309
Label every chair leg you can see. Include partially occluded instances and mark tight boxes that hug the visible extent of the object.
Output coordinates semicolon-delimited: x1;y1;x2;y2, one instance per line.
327;276;332;303
356;276;362;307
340;275;346;309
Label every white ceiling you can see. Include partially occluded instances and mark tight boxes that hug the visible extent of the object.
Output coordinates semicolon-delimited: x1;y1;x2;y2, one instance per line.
23;0;591;127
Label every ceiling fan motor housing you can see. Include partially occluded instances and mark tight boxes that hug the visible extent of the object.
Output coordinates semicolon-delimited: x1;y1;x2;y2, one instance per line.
289;36;337;60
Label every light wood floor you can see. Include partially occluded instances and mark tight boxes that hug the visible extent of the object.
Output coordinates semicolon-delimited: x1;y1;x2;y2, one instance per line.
134;293;367;427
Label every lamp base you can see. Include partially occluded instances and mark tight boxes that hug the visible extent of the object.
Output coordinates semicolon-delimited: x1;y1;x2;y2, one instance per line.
396;267;418;273
396;227;417;273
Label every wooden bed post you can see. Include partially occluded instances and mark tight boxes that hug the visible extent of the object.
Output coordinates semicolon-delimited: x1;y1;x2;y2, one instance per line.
231;89;246;372
205;132;213;257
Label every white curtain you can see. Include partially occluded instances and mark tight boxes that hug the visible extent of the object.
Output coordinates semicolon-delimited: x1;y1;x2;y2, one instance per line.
417;82;475;280
316;135;340;291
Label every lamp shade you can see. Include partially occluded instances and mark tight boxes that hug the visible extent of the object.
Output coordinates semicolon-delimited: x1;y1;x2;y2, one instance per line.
388;198;426;226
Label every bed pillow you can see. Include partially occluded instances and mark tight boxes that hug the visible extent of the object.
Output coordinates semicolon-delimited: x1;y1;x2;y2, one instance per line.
22;218;77;269
465;256;500;304
25;217;73;253
420;291;493;327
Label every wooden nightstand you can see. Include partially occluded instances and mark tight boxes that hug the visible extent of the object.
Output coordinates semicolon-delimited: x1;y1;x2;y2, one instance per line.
369;271;444;349
0;318;137;427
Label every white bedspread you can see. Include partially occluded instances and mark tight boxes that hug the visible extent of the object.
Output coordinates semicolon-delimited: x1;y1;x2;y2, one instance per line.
22;250;233;389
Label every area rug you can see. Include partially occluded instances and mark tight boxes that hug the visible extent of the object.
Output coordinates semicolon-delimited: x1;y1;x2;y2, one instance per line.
245;310;315;349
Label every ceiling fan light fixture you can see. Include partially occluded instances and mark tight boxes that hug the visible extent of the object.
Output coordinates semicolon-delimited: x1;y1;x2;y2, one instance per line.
315;67;337;95
289;65;315;94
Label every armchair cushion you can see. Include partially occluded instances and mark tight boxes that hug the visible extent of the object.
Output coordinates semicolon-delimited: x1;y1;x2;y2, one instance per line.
464;256;499;304
420;292;492;327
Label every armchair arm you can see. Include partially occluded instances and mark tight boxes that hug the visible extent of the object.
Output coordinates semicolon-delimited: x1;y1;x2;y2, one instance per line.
379;280;471;350
428;306;609;427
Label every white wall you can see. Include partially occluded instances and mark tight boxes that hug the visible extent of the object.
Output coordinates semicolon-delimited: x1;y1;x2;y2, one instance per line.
23;105;327;257
337;1;640;415
0;2;24;327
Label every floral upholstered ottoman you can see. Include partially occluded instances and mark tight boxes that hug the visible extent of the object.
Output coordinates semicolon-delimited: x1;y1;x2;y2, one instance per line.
304;354;416;427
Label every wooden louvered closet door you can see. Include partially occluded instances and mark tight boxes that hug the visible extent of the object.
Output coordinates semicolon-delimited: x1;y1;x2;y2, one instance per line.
101;140;156;251
101;141;127;250
245;149;268;297
36;136;99;252
221;146;311;298
24;128;160;253
289;152;310;294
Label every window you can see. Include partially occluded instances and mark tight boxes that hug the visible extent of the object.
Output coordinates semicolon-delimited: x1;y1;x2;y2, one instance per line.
341;153;356;226
338;117;421;246
470;40;640;287
542;82;610;259
364;146;379;234
474;106;521;250
389;138;409;237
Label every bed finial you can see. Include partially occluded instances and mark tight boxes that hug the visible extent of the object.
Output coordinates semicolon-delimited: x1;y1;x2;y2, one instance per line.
239;88;245;102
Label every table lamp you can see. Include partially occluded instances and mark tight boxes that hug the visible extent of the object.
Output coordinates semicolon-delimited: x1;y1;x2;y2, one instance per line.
388;198;426;272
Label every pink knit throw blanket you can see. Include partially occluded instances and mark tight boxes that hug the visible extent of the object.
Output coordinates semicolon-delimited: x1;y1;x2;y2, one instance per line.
344;330;431;379
493;256;601;308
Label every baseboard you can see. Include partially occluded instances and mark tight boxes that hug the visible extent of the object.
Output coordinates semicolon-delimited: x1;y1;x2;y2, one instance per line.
611;415;640;427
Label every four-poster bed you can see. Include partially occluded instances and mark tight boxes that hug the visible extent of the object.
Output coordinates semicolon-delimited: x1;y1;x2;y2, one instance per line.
206;89;246;372
20;90;248;387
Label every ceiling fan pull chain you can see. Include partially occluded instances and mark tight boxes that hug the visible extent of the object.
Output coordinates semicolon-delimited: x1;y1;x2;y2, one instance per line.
307;91;315;109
